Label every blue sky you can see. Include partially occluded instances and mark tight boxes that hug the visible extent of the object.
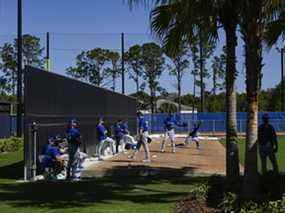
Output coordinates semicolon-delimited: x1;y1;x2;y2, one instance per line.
0;0;283;95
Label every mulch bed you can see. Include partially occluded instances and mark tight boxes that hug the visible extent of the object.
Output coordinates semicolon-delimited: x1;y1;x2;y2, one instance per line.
175;193;219;213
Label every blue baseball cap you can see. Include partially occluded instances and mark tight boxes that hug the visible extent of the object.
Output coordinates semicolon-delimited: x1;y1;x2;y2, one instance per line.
48;136;55;143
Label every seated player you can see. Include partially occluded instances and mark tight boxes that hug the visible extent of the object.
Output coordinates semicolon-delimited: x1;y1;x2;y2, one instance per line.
39;136;65;180
97;117;115;160
185;121;201;149
160;113;187;153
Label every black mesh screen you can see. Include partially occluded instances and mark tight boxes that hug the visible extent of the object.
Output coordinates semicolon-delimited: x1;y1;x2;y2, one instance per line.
24;66;137;165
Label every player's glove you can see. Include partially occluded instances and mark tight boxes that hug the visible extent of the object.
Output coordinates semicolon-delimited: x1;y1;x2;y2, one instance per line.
273;146;278;153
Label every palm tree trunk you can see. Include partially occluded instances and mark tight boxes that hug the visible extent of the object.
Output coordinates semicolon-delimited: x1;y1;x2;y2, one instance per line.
150;86;155;114
192;72;196;120
242;2;263;198
225;23;240;182
199;30;205;112
178;74;182;113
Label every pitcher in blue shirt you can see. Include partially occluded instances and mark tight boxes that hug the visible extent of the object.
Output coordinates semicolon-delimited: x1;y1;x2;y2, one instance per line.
129;111;151;163
185;121;201;149
97;117;115;160
160;113;187;153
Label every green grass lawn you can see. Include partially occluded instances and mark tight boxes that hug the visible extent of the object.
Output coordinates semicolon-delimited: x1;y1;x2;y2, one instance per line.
220;136;285;172
0;150;208;213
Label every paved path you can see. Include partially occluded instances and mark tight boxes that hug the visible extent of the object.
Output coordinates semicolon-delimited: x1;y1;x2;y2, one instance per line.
83;137;234;177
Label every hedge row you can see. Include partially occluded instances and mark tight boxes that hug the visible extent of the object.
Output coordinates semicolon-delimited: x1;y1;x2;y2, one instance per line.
0;137;23;153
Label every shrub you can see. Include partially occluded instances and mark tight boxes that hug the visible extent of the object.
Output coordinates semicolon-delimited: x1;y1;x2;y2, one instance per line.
0;137;23;153
220;193;285;213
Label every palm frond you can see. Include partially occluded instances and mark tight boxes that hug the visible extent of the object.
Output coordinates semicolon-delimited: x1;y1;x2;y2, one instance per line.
124;0;176;10
265;11;285;47
150;0;219;56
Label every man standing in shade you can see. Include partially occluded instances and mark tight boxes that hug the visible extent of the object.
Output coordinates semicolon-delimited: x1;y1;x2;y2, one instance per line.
66;119;81;180
258;113;279;175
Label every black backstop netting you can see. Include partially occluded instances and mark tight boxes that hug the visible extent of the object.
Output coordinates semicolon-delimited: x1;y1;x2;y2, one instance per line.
24;66;137;179
0;102;11;138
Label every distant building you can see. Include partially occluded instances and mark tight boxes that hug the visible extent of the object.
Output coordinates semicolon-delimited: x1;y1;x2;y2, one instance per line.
139;99;197;114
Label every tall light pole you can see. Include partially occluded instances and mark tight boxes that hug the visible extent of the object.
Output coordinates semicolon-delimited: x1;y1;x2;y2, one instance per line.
45;32;50;71
199;30;204;113
281;47;284;111
16;0;23;137
121;33;125;95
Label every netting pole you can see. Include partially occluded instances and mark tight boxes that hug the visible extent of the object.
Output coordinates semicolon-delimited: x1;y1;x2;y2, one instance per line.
16;0;23;137
121;33;125;94
45;32;51;71
31;122;38;180
281;48;284;111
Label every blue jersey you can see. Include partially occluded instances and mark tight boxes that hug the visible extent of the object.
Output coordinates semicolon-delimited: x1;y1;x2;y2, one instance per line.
42;145;61;167
190;124;200;138
164;116;180;131
97;124;107;141
114;123;124;139
66;127;81;144
121;122;129;134
139;117;148;132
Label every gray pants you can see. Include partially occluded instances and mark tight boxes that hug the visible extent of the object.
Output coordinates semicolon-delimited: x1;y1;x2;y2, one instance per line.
161;129;175;152
259;143;279;174
98;137;115;158
133;131;150;160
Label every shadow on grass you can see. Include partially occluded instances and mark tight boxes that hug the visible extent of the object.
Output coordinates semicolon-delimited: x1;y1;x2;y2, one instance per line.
0;165;209;210
205;173;285;209
0;161;24;179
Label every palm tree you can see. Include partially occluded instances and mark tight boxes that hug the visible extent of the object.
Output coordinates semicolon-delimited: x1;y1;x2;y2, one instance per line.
217;0;242;183
240;0;285;198
127;0;285;199
133;0;241;181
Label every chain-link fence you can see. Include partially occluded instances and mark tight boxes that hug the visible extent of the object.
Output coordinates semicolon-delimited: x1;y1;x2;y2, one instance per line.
145;113;285;134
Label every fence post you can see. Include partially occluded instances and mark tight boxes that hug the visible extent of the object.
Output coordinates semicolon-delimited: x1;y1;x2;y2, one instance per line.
31;122;38;181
